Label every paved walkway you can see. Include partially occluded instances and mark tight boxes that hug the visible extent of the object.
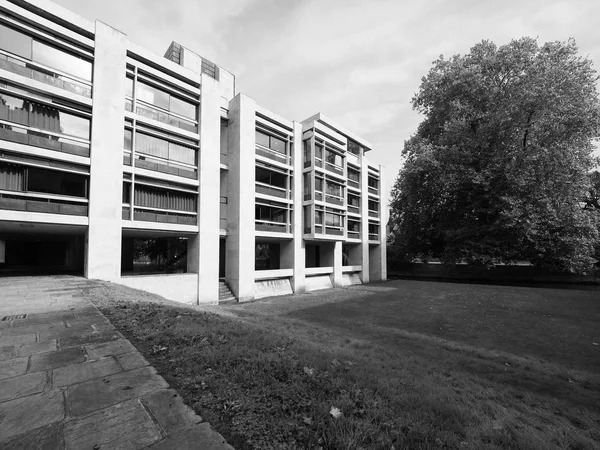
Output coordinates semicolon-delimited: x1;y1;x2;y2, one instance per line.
0;276;233;450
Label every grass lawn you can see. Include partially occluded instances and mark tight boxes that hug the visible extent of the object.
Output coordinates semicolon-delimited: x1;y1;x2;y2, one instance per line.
89;280;600;450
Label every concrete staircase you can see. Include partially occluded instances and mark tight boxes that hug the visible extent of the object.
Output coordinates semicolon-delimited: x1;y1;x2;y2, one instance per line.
219;280;236;304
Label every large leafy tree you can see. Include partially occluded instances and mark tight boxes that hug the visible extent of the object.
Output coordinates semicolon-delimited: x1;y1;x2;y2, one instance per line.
389;37;600;272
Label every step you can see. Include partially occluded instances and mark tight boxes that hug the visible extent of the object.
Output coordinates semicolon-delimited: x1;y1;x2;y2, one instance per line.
219;296;236;303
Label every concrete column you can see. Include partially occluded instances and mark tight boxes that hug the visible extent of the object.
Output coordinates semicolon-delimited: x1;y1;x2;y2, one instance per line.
189;74;222;304
290;121;305;293
379;165;387;281
360;153;370;283
85;21;127;281
332;240;343;287
226;94;256;301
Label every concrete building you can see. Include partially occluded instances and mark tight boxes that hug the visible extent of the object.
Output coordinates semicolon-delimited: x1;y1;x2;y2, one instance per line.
0;0;387;303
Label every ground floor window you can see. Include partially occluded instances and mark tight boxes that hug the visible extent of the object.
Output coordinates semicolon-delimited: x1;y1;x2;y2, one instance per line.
255;243;280;270
121;236;188;275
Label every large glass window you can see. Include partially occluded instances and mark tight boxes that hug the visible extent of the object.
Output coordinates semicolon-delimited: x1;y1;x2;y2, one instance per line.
325;212;342;227
347;139;362;156
325;150;342;167
0;24;92;81
137;81;196;120
255;243;280;270
255;204;286;223
256;166;286;189
27;167;87;197
256;130;286;155
124;129;132;150
368;200;379;211
348;168;360;183
0;163;25;191
0;90;90;139
303;140;311;163
134;184;196;212
368;176;379;189
326;181;343;198
135;132;196;166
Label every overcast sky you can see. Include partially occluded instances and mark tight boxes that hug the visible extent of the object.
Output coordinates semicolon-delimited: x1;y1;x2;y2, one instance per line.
55;0;600;190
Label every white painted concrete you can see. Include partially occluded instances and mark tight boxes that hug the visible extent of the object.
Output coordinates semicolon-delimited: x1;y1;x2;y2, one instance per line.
119;274;200;304
85;21;127;282
305;275;333;292
254;278;293;299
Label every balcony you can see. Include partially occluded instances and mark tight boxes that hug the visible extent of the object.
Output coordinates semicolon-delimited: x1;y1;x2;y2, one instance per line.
255;183;288;199
347;231;360;240
325;194;344;206
255;145;288;165
325;227;344;236
0;125;89;158
134;155;197;180
325;162;343;176
0;52;92;98
347;204;360;215
0;191;88;216
368;209;379;218
255;220;288;233
368;186;379;196
133;208;196;226
135;103;197;133
347;178;360;190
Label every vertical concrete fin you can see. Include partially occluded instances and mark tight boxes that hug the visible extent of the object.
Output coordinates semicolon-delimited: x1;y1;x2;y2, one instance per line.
85;21;127;281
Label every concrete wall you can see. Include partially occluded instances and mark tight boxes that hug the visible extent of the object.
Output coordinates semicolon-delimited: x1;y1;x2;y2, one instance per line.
226;94;256;301
120;274;200;304
85;21;127;281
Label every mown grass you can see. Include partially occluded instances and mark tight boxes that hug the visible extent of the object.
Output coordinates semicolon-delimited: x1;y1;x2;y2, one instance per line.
89;280;600;450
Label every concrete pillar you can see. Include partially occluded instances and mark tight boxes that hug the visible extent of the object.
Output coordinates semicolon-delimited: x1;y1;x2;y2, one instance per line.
85;21;127;281
379;165;387;281
291;121;305;293
360;153;370;283
332;240;343;287
226;94;256;301
193;74;221;304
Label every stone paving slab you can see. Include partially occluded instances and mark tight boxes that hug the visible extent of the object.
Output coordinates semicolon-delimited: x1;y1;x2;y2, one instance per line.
0;275;234;450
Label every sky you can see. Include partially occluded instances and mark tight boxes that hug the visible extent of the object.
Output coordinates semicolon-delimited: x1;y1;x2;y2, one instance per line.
55;0;600;190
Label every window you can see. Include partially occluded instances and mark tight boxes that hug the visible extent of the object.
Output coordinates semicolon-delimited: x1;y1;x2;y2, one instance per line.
256;166;286;189
255;243;280;270
348;168;360;183
325;151;342;167
368;176;379;189
123;181;131;203
347;139;362;156
27;167;87;197
326;181;343;198
303;140;311;163
368;200;379;211
315;177;323;192
348;194;360;207
0;24;92;81
0;163;25;191
124;129;132;150
325;212;342;227
134;185;197;212
135;132;197;166
348;220;360;232
369;223;379;237
315;209;323;225
137;81;197;120
0;90;90;139
255;204;287;223
256;130;286;155
315;143;323;159
125;76;134;98
303;173;310;196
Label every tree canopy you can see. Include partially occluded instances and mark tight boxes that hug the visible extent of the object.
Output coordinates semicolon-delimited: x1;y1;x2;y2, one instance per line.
389;37;600;272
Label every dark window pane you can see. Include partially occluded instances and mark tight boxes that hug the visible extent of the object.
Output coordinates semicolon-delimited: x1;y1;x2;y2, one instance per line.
123;181;131;203
255;167;270;184
315;144;323;159
315;178;323;191
32;40;92;81
27;167;87;197
0;24;32;59
270;171;286;189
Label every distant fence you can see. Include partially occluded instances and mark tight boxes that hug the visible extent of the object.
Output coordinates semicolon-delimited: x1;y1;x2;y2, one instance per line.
388;262;600;285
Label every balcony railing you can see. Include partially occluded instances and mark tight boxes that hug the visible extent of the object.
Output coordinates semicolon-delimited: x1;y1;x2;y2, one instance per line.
347;205;360;215
255;183;288;199
325;227;344;236
368;186;379;195
347;179;360;190
255;220;289;233
0;191;88;216
0;52;92;98
369;233;379;241
255;145;288;165
325;194;344;206
368;210;379;218
135;103;197;133
134;155;197;180
347;231;360;240
325;162;343;176
133;208;197;226
0;125;89;158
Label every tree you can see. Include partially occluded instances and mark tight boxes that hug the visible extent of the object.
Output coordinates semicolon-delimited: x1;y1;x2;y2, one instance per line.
389;37;600;272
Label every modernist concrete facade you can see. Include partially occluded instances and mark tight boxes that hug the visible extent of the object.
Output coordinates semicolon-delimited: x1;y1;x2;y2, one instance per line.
0;0;387;303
